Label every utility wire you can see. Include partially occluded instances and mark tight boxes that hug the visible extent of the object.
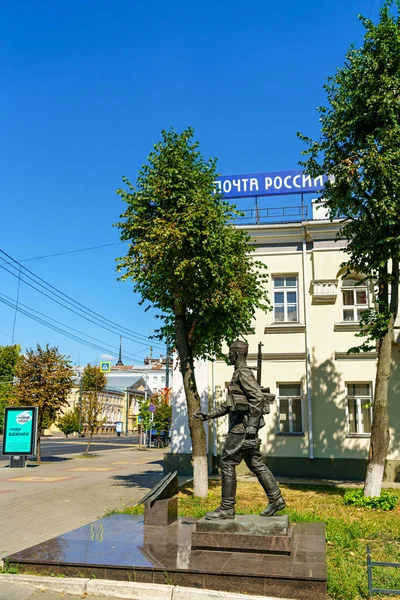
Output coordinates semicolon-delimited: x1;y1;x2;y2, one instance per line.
0;247;155;344
0;326;27;349
19;242;125;262
11;266;21;344
0;291;146;362
0;248;164;350
0;294;146;363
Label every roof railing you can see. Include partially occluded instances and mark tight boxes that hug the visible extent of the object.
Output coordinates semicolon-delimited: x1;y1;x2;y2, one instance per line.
234;204;308;225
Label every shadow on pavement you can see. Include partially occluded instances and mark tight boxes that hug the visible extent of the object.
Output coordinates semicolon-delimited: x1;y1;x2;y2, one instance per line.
40;456;74;462
111;464;164;488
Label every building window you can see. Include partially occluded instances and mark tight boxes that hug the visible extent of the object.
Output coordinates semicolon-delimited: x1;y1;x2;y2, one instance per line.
161;376;166;385
346;383;372;434
277;384;303;433
273;276;298;322
342;278;368;321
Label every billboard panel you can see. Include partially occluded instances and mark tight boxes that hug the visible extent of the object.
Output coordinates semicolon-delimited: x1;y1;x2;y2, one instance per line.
215;170;327;199
2;406;38;456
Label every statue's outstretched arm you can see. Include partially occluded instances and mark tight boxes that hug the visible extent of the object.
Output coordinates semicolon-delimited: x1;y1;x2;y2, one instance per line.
192;404;230;421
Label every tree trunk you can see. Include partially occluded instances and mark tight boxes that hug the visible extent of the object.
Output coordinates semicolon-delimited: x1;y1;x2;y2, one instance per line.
364;324;392;496
174;300;208;498
36;410;42;463
85;432;92;456
364;261;399;497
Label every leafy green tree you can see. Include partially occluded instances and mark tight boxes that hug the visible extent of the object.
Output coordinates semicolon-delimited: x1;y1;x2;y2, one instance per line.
57;406;80;437
0;345;20;432
153;389;172;446
115;127;269;497
12;344;74;462
137;397;152;447
81;364;107;455
298;1;400;497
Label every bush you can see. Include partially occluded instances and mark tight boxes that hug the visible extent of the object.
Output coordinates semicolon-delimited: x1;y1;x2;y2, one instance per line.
56;407;80;437
343;489;398;511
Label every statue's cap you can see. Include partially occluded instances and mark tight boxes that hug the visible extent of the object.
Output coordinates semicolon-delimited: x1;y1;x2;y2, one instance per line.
229;340;248;351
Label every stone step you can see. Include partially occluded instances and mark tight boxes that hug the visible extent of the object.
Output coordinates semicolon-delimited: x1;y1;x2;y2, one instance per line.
195;514;289;536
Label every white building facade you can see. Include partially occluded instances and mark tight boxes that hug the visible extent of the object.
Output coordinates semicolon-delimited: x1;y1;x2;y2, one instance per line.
165;213;400;482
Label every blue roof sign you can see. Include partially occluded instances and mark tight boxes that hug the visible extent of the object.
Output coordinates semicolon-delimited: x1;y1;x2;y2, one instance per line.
214;170;328;199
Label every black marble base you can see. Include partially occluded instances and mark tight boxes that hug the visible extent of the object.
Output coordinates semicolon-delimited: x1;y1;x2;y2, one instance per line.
6;515;327;600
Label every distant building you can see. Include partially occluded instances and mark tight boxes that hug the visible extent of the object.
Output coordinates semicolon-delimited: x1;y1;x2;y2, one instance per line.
46;366;152;436
108;353;173;395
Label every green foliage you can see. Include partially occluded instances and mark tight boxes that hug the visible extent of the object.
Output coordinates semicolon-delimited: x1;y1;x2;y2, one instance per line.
115;127;270;360
13;343;74;433
80;365;107;453
343;488;398;510
137;397;152;432
0;344;20;432
137;389;172;439
298;1;400;348
41;406;57;431
81;363;107;392
3;567;18;574
57;406;80;437
152;388;172;434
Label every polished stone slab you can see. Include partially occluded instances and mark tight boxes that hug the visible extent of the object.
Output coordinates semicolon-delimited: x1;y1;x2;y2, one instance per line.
6;515;327;600
193;514;292;553
196;514;289;536
192;528;292;554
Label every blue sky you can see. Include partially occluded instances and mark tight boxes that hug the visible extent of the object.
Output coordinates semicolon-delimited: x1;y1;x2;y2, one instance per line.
0;0;380;366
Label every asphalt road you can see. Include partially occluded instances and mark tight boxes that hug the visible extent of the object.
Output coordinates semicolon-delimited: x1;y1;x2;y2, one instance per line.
0;435;140;461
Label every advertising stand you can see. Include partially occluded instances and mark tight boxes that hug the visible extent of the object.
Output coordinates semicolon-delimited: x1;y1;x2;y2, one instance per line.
2;406;38;468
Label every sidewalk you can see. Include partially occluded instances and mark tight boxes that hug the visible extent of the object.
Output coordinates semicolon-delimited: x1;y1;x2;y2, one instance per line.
0;582;120;600
238;473;400;489
0;575;293;600
0;446;168;560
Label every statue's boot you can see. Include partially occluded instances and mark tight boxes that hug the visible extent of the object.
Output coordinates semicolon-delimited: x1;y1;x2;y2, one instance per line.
260;496;286;517
204;500;235;520
254;466;286;517
205;475;235;520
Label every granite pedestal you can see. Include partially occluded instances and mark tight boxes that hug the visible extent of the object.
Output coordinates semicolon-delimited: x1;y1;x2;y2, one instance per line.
144;497;178;526
192;515;292;554
6;514;327;599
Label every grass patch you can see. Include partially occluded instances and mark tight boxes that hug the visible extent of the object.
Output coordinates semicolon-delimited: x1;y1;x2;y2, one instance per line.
113;479;400;600
75;454;99;459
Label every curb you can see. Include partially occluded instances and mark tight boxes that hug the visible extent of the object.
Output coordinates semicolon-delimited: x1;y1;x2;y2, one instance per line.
0;574;87;595
0;574;293;600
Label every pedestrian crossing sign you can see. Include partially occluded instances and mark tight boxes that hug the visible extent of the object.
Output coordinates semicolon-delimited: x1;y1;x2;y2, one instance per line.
100;361;111;373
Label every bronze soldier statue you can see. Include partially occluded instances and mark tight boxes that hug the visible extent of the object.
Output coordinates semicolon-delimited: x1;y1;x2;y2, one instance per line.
193;339;285;520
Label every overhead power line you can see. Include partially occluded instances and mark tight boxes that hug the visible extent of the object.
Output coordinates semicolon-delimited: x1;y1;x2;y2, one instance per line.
0;293;147;363
0;326;27;349
19;241;125;262
0;247;164;350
